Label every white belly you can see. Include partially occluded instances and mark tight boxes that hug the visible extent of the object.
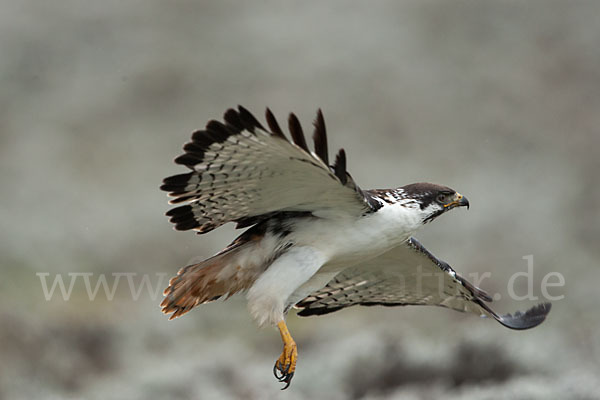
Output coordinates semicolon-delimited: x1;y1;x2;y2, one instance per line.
246;203;423;325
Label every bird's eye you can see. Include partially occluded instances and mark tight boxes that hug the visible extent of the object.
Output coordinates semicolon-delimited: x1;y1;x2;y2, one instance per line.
437;194;447;203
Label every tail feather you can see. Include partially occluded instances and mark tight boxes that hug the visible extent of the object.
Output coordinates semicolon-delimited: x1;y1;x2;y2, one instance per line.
161;245;259;320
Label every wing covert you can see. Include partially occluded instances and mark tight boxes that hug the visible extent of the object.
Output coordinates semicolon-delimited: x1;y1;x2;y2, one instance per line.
296;237;551;330
161;106;373;233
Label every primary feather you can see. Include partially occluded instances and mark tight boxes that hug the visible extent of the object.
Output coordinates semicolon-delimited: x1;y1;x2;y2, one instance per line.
161;106;370;233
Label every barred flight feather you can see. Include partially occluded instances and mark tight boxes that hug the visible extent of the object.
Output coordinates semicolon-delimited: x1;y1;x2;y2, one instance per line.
296;237;551;330
161;106;373;233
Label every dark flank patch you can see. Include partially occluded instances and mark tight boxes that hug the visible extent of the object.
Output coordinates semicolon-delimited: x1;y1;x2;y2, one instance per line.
217;219;270;254
269;211;313;237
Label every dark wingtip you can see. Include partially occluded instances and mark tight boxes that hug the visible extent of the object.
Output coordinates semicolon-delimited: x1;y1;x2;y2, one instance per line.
494;302;552;330
312;109;329;165
288;113;309;152
265;108;286;139
333;148;347;185
223;108;243;132
237;105;264;131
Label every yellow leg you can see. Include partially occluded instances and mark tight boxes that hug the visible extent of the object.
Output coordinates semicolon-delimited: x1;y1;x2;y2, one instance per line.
273;320;298;389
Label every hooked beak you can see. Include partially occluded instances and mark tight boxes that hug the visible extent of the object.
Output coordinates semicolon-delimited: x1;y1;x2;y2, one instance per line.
444;193;470;210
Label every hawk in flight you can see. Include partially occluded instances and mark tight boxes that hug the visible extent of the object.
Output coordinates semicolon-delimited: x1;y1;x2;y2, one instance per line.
160;106;551;389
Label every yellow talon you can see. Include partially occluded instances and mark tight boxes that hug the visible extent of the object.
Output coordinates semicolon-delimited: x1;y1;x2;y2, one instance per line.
273;320;298;389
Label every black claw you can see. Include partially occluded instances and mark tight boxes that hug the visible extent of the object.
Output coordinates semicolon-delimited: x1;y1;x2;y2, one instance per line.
277;370;288;382
274;360;295;388
280;373;294;390
273;362;283;380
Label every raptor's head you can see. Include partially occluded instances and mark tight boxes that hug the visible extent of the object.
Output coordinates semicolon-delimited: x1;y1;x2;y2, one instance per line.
400;182;470;224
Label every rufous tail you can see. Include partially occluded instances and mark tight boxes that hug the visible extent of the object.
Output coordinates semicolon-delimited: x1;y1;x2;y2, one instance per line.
161;247;254;319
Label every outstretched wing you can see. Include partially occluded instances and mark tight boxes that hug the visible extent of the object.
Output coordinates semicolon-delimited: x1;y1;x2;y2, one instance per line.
296;237;551;330
161;106;379;233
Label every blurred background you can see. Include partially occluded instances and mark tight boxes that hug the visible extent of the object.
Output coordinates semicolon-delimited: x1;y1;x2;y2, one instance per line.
1;1;599;399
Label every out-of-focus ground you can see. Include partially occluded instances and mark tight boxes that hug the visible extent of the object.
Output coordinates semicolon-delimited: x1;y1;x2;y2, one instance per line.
1;1;599;399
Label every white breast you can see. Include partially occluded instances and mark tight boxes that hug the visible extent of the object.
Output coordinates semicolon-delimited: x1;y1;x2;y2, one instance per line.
244;202;426;325
290;202;423;272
